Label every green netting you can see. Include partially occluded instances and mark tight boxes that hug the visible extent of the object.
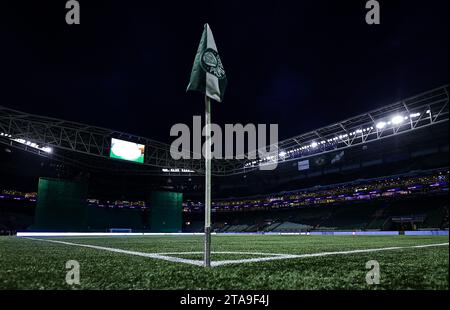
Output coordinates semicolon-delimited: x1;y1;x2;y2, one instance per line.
150;191;182;233
32;178;88;231
31;180;181;232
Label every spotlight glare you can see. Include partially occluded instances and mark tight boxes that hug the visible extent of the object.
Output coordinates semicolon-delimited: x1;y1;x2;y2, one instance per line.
376;121;386;129
391;115;404;125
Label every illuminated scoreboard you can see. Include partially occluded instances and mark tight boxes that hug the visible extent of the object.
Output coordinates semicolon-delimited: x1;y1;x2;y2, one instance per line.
109;138;145;164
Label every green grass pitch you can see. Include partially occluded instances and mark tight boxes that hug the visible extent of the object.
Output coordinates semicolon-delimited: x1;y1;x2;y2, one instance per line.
0;235;448;290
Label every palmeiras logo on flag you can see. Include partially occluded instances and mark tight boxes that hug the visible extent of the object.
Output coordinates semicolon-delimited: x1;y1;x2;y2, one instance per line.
201;49;226;79
187;24;227;102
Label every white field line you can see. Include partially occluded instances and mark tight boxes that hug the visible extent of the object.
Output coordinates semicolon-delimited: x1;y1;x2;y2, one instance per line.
159;251;287;256
211;243;450;267
25;237;204;267
23;238;449;268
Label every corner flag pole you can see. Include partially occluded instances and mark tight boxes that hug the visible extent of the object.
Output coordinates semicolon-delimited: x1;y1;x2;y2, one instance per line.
186;23;227;268
204;95;212;267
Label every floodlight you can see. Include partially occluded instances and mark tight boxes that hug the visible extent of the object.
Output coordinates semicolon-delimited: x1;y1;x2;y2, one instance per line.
376;121;386;129
391;115;404;125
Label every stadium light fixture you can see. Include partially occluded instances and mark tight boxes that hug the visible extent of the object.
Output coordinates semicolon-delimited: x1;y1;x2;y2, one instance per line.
278;151;287;158
310;141;318;148
391;115;404;125
376;121;386;129
10;137;53;154
162;168;194;173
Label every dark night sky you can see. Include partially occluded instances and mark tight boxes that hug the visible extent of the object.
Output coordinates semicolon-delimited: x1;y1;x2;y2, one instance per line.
1;0;448;143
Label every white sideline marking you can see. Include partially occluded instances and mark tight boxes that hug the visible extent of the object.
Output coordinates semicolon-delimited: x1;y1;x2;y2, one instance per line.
212;243;450;267
159;251;287;256
25;238;204;266
23;238;449;268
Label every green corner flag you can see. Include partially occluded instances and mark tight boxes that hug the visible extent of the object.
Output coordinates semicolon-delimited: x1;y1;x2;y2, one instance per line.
187;23;227;102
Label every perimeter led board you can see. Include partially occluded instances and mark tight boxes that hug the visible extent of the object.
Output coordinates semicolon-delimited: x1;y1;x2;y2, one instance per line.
109;138;145;163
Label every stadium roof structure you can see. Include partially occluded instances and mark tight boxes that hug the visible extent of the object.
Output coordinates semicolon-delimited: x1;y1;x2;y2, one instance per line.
243;84;449;175
0;85;448;176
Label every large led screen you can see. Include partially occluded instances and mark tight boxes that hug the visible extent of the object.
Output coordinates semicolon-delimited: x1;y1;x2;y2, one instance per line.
109;138;145;163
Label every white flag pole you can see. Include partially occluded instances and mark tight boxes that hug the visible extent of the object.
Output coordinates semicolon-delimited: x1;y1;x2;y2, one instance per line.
204;95;212;267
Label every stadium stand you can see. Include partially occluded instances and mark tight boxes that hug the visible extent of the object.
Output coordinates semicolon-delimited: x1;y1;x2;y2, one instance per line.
1;168;448;234
181;168;449;233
